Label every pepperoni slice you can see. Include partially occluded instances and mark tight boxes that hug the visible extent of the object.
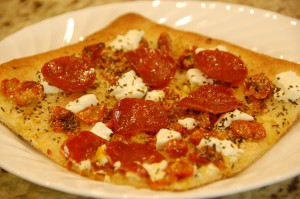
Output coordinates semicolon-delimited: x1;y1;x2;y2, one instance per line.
42;56;96;92
194;50;247;85
62;131;107;163
126;46;177;89
178;85;239;114
106;140;165;167
113;98;168;136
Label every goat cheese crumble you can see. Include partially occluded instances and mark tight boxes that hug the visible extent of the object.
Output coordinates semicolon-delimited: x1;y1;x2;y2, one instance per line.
156;129;182;151
187;68;214;86
215;109;254;129
109;70;148;100
178;117;197;130
198;136;244;157
145;90;165;102
66;94;99;113
109;29;144;52
274;71;300;102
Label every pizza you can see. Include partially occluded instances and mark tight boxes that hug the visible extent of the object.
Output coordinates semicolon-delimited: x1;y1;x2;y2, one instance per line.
0;13;300;191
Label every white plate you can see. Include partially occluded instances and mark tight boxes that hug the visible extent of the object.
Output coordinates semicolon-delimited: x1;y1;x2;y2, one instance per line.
0;1;300;199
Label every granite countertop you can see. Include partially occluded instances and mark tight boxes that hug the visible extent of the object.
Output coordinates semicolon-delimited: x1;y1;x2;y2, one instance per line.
0;0;299;199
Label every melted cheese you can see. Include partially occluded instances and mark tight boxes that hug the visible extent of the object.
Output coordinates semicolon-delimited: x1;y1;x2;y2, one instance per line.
95;145;108;166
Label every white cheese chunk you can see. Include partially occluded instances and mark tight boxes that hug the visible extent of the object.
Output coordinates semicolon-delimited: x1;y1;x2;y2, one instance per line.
178;117;197;130
197;136;244;157
156;129;182;151
142;160;168;182
62;145;69;158
37;72;62;94
145;90;165;102
195;47;205;54
109;70;148;100
215;109;254;129
113;161;121;171
78;160;92;171
66;94;99;113
90;122;113;141
274;71;300;102
187;68;214;86
109;29;144;52
41;81;62;94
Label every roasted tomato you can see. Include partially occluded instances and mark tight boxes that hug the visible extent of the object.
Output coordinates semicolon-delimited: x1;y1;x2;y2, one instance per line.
1;78;20;97
50;106;81;135
244;73;274;99
189;145;224;168
76;104;106;125
164;138;188;158
231;120;266;140
165;159;194;179
13;81;44;106
82;42;105;65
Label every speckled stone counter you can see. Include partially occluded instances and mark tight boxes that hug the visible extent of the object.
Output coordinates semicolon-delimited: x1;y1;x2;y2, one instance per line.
0;0;300;198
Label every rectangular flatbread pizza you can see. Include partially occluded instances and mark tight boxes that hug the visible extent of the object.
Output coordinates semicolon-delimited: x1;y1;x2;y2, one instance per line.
0;13;300;191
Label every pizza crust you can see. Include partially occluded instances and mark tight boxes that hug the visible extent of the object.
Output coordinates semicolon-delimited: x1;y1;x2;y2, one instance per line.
0;13;300;191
